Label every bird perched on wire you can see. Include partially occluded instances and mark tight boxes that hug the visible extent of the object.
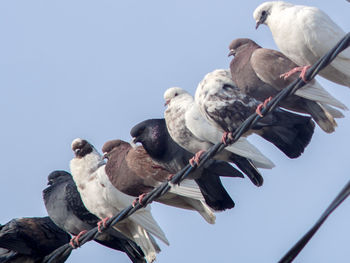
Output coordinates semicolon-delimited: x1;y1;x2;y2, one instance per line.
228;38;347;133
43;170;146;263
253;1;350;88
194;69;315;159
164;86;276;187
102;139;217;224
70;138;169;263
0;216;71;263
130;118;242;211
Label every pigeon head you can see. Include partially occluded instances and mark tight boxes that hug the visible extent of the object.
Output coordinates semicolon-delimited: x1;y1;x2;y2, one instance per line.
130;119;168;158
163;87;189;106
253;1;291;29
228;38;259;57
198;69;237;95
47;170;71;186
71;138;94;158
102;139;130;159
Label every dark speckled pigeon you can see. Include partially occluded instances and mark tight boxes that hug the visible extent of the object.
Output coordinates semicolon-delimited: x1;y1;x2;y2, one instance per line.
0;216;71;263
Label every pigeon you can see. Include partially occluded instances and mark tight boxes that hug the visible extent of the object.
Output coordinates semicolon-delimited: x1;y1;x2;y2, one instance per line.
102;138;219;219
130;118;243;211
228;38;348;133
195;69;315;159
43;170;146;263
164;87;276;187
0;216;71;263
253;1;350;87
70;138;169;263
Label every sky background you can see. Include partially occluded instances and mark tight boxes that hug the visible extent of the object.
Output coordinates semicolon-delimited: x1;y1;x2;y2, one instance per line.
0;0;349;262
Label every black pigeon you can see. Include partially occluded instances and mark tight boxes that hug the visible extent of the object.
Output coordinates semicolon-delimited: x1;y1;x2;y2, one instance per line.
0;216;71;263
130;118;243;211
43;170;146;263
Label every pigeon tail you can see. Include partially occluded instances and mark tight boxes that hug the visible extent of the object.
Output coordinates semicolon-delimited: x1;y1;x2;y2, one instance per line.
304;101;337;133
184;198;216;224
195;171;236;211
94;233;146;263
121;226;158;263
257;110;315;158
229;155;264;187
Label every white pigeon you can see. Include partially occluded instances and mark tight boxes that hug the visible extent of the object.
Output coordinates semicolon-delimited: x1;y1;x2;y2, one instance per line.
164;87;275;187
70;138;169;263
253;1;350;87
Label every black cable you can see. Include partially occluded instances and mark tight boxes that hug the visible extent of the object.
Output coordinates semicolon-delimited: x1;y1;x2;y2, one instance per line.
279;180;350;263
43;32;350;263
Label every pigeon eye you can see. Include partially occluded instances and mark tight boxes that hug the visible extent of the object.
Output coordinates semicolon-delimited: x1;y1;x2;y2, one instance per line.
223;84;234;91
261;10;266;16
174;93;178;97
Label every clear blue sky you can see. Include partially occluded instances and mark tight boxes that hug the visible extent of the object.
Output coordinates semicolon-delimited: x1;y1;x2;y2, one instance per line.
0;1;349;262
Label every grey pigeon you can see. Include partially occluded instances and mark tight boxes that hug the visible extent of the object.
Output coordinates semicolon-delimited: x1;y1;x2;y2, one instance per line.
164;86;275;187
102;139;216;224
253;1;350;88
70;138;169;262
43;170;146;263
228;38;347;133
130;118;242;211
193;70;315;158
0;216;71;263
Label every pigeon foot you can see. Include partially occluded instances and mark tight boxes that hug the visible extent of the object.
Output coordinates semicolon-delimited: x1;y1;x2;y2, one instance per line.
132;193;148;207
97;217;110;232
221;132;234;145
69;230;87;248
189;150;206;166
280;65;311;82
256;96;272;117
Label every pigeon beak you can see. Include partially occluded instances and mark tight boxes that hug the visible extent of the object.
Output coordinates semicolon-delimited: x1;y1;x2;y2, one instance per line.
228;49;235;57
164;100;170;106
255;21;261;29
130;138;138;148
74;148;81;156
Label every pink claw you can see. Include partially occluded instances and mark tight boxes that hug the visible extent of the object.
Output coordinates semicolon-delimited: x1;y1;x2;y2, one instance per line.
280;65;311;82
189;150;206;167
69;230;87;248
97;217;110;232
256;103;264;117
132;193;148;207
167;174;175;181
256;96;272;117
221;132;230;145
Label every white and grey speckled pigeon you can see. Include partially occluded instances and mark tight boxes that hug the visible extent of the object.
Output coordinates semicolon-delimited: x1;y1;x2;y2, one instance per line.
70;138;169;263
253;1;350;88
194;69;315;159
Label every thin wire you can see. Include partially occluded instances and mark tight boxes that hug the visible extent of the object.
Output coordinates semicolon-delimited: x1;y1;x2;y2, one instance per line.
43;32;350;263
279;180;350;263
